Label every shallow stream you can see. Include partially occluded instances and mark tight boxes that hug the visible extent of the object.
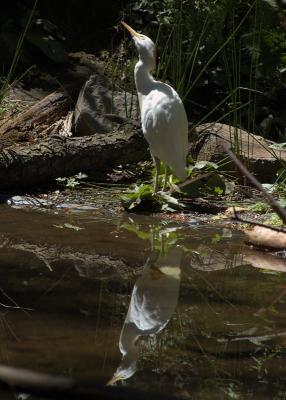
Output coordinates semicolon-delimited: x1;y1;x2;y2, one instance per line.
0;199;286;399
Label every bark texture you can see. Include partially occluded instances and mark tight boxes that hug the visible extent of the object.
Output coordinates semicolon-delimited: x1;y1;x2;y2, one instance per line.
0;92;71;137
0;126;149;190
191;123;286;183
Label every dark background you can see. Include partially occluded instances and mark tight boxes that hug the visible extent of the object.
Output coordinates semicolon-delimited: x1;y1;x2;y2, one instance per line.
0;0;126;71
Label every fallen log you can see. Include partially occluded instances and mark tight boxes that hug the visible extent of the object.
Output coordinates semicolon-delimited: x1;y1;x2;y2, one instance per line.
0;91;71;138
0;125;149;190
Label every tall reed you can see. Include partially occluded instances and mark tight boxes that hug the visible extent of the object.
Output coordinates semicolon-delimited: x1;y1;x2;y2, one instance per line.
0;0;37;112
122;0;284;162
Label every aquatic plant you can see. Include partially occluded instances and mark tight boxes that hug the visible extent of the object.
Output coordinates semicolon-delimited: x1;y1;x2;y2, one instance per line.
120;160;227;211
56;172;88;190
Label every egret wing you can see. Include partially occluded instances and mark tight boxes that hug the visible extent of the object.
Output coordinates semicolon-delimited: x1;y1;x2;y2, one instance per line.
141;83;188;180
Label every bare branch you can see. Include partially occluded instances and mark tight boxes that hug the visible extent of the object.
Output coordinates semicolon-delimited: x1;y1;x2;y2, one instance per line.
232;208;286;233
217;137;286;225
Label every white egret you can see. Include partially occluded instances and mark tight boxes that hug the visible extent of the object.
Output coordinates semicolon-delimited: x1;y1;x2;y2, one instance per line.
121;21;188;192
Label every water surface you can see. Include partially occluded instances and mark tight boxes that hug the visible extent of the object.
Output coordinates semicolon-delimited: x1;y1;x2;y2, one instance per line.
0;204;286;399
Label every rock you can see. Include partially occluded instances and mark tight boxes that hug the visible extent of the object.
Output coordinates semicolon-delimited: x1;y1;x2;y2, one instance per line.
73;73;138;136
244;226;286;251
192;123;286;183
26;20;68;64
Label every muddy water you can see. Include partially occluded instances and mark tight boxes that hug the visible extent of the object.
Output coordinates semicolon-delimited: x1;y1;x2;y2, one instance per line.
0;204;286;399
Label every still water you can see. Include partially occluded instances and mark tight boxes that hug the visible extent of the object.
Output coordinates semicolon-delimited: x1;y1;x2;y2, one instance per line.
0;203;286;399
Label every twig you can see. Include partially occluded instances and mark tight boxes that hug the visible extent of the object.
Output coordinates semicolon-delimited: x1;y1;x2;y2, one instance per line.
0;287;33;314
232;208;286;233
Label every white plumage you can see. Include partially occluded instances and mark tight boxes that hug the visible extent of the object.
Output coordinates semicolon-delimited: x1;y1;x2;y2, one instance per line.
107;247;182;384
122;22;188;191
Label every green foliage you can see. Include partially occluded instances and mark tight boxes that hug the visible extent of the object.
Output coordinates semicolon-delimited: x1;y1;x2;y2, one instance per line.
189;160;219;172
276;166;286;183
0;96;12;117
248;201;271;213
56;173;88;190
262;167;286;196
121;183;185;211
125;0;286;140
121;183;154;210
120;219;185;253
183;160;226;197
264;212;283;226
121;159;228;211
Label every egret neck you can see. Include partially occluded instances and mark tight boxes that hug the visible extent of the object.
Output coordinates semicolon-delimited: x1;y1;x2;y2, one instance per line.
111;322;140;382
134;60;154;109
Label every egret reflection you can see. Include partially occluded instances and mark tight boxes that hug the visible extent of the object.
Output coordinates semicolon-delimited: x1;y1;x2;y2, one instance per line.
108;246;182;384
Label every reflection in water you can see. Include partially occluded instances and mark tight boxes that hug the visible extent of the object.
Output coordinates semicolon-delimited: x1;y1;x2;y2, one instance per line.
2;207;286;398
108;246;182;384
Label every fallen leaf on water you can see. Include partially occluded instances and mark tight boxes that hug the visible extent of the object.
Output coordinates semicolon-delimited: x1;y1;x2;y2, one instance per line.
53;223;84;231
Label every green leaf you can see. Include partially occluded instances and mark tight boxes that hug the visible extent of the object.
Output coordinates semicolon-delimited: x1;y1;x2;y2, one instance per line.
182;173;226;197
248;202;271;214
120;223;151;240
121;184;155;210
194;161;219;171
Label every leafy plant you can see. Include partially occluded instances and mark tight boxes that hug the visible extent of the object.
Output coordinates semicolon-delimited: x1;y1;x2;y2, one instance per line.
121;183;185;211
182;160;226;197
56;173;88;190
121;158;229;211
248;201;271;213
120;219;185;253
264;212;283;226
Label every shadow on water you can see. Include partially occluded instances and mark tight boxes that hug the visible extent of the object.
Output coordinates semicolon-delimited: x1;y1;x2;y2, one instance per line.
0;205;286;399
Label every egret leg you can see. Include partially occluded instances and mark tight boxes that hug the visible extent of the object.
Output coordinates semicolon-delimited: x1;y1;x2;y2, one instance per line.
163;164;168;191
153;156;160;193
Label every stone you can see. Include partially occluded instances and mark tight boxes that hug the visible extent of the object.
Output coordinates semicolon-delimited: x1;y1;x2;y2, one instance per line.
191;123;286;183
73;73;138;136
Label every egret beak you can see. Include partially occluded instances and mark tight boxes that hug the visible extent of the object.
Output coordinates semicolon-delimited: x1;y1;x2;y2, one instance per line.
106;374;124;386
121;21;144;39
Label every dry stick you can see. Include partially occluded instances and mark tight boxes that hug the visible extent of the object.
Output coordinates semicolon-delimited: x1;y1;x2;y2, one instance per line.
0;364;179;400
218;139;286;225
233;209;286;233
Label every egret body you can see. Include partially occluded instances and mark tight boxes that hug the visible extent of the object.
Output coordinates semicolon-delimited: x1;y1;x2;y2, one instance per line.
121;22;188;192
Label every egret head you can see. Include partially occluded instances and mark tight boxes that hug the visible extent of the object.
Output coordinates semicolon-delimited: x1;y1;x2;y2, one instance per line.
106;353;137;386
121;21;156;72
